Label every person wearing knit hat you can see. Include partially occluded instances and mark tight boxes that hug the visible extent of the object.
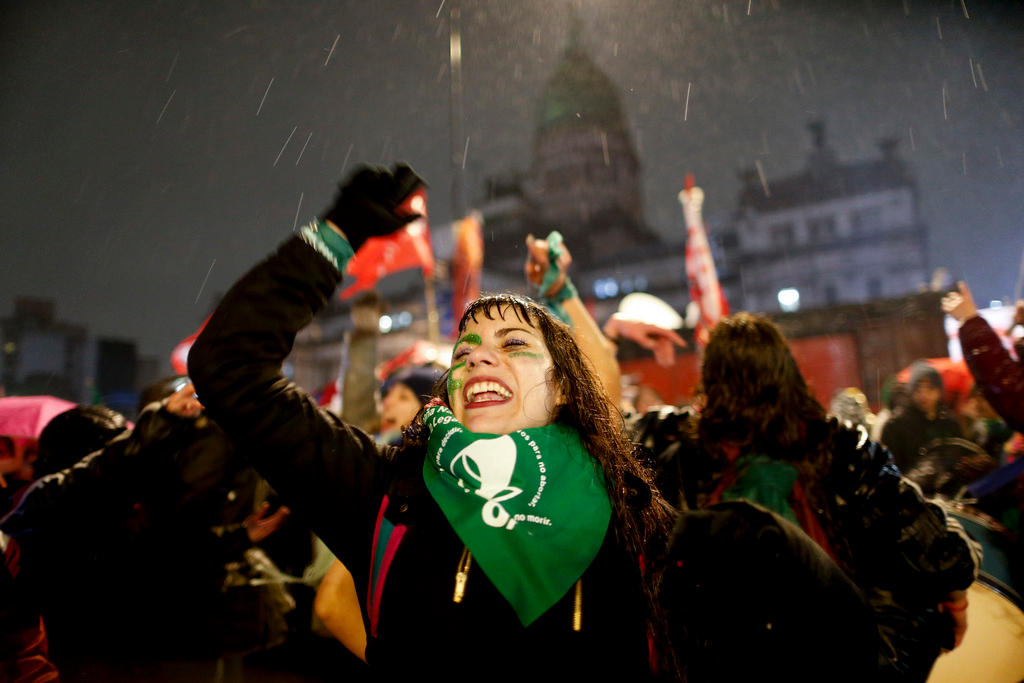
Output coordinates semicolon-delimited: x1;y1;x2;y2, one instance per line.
881;360;962;474
378;364;444;444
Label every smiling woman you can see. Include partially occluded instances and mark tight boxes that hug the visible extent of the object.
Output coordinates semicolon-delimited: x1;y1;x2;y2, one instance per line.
448;311;561;434
188;165;678;681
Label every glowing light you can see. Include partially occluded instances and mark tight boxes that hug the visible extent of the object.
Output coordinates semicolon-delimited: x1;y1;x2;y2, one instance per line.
777;288;800;312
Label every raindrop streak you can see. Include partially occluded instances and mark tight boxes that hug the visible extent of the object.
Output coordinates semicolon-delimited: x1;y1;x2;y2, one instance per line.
996;146;1004;168
935;17;943;40
293;192;304;231
461;137;470;170
601;132;610;166
941;83;948;120
754;160;771;198
165;51;179;83
274;126;297;167
902;0;909;15
341;143;353;175
295;132;313;166
324;35;340;66
976;63;988;92
683;82;692;121
909;126;916;151
257;78;274;116
435;0;446;19
195;259;216;305
969;58;978;88
961;152;967;176
747;0;752;16
960;0;970;19
156;89;176;125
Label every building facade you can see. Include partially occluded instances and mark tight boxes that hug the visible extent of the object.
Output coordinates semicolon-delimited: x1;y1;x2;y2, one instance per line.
716;123;930;314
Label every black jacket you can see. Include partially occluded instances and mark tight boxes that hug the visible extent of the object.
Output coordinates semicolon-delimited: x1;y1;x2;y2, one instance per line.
188;236;651;681
880;405;962;474
635;407;979;682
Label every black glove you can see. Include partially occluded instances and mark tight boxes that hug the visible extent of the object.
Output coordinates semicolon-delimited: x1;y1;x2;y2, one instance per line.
322;162;425;251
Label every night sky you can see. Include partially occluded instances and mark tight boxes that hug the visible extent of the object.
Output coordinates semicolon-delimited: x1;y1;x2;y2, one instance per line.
2;0;1022;365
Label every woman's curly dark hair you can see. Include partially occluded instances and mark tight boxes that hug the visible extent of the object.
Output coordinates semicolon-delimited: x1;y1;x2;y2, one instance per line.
696;313;847;578
404;294;679;677
697;313;826;462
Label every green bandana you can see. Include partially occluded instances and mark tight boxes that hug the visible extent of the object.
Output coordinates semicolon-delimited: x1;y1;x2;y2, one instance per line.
722;454;799;525
536;231;578;326
421;403;611;625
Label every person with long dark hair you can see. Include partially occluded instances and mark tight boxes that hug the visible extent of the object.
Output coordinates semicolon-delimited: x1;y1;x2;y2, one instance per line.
188;164;678;681
653;312;980;682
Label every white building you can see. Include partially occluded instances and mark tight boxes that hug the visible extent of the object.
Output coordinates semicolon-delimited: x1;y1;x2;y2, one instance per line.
716;123;929;314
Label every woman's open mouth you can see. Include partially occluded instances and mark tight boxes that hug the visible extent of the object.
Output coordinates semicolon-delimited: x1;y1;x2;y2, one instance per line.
464;378;513;407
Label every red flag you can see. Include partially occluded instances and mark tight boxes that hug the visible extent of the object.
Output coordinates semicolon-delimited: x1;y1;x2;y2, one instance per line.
679;174;729;345
339;187;435;300
170;316;210;375
450;212;484;330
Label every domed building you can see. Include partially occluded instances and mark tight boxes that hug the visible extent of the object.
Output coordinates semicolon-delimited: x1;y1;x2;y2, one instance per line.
525;17;661;262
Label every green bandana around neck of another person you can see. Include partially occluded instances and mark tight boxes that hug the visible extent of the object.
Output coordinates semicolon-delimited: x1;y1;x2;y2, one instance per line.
421;403;612;626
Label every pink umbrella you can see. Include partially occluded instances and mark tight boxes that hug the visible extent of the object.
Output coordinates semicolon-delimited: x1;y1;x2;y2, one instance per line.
0;395;77;438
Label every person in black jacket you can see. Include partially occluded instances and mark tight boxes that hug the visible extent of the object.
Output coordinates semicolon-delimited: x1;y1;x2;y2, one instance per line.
881;361;963;474
188;164;679;681
645;313;979;682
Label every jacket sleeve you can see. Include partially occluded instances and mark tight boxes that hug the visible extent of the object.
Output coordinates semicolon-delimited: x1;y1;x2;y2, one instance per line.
959;315;1024;433
0;404;193;538
187;235;391;567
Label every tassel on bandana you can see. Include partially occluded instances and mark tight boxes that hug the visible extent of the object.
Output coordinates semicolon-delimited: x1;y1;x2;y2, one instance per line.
421;403;611;625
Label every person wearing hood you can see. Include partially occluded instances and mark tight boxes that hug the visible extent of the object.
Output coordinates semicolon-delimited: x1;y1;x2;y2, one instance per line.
881;360;963;474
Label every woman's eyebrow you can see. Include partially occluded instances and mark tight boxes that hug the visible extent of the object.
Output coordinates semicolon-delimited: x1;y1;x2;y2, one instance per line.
495;326;538;338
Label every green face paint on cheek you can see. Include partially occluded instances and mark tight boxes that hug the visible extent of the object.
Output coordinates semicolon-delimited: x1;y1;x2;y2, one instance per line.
448;362;466;394
509;351;545;361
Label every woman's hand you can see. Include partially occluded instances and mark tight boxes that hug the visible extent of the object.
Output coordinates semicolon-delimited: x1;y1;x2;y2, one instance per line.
603;314;687;367
322;163;425;251
244;501;292;544
165;382;203;418
941;281;978;324
524;233;571;297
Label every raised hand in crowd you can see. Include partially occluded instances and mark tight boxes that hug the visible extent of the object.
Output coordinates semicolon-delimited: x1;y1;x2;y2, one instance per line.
941;281;978;323
523;232;621;405
943;279;1024;432
603;314;687;367
322;163;425;248
524;232;571;296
